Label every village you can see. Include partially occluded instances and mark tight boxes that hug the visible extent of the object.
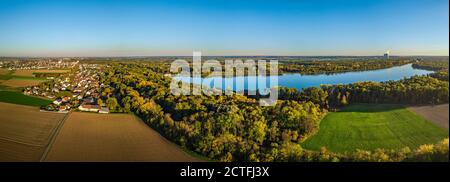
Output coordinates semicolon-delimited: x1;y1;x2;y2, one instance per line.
1;58;79;70
20;61;110;114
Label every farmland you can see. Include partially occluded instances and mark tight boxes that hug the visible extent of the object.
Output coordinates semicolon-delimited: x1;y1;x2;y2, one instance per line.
12;69;70;77
1;69;51;89
0;102;66;161
0;78;47;88
44;112;201;162
0;69;54;107
302;104;449;152
408;104;449;129
0;69;11;77
0;69;68;88
0;69;13;80
0;69;9;75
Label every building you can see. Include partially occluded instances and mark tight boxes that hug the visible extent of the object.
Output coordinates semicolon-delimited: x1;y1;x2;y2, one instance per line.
83;97;95;104
53;99;62;105
384;51;390;59
99;107;110;114
78;104;100;112
58;106;69;113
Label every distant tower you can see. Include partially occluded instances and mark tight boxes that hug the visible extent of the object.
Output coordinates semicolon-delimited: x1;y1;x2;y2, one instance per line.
384;51;390;59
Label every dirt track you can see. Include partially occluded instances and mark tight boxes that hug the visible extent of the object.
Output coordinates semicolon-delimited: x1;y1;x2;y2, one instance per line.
44;112;201;162
408;104;449;129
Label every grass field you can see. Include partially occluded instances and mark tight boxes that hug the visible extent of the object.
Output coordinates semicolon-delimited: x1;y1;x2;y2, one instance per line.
302;104;449;152
0;102;66;161
0;91;52;107
44;112;201;162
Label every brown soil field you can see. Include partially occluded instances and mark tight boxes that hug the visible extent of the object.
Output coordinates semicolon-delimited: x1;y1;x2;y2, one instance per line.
0;69;10;75
1;79;46;87
44;112;202;162
0;102;66;161
13;69;70;77
408;104;449;129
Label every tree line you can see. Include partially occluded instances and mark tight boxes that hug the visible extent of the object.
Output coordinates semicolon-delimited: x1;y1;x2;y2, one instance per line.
279;58;413;75
278;75;449;109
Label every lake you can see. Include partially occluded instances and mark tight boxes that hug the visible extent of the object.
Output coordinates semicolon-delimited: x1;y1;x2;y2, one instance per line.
173;64;434;92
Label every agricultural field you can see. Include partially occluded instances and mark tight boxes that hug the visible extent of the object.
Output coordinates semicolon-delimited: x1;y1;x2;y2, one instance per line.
44;112;201;162
0;69;13;80
0;78;47;88
0;69;53;106
0;102;66;161
12;69;70;77
408;104;449;129
302;104;449;152
0;91;52;107
0;68;10;75
1;69;51;89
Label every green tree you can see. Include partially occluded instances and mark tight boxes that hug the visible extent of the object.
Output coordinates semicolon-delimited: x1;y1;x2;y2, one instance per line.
97;98;103;107
106;97;118;111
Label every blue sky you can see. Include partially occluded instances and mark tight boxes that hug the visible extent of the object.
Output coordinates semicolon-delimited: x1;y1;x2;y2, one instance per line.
0;0;448;57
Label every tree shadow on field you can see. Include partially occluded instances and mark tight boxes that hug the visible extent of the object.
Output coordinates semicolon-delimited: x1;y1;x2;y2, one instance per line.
338;103;406;113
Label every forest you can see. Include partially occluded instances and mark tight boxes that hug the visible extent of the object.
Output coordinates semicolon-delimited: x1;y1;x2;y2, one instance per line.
411;57;449;72
95;58;449;162
278;75;449;109
278;58;413;74
99;63;326;161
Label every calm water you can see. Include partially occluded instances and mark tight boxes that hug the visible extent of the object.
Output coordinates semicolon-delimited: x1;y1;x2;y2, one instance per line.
173;64;433;91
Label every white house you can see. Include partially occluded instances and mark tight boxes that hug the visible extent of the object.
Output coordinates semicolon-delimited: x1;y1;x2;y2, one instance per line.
99;107;110;114
53;99;62;105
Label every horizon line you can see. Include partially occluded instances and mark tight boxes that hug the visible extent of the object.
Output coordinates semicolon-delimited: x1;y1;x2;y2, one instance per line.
1;55;449;59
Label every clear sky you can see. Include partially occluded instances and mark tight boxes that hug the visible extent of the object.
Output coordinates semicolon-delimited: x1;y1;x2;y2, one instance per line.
0;0;448;57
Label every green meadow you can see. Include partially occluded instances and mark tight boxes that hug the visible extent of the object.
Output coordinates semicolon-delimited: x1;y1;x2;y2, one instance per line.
302;104;449;152
0;90;52;107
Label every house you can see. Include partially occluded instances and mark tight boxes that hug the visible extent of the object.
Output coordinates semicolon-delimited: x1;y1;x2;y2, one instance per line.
78;104;99;112
53;99;62;105
58;106;68;112
99;107;109;114
83;97;95;104
62;97;70;102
